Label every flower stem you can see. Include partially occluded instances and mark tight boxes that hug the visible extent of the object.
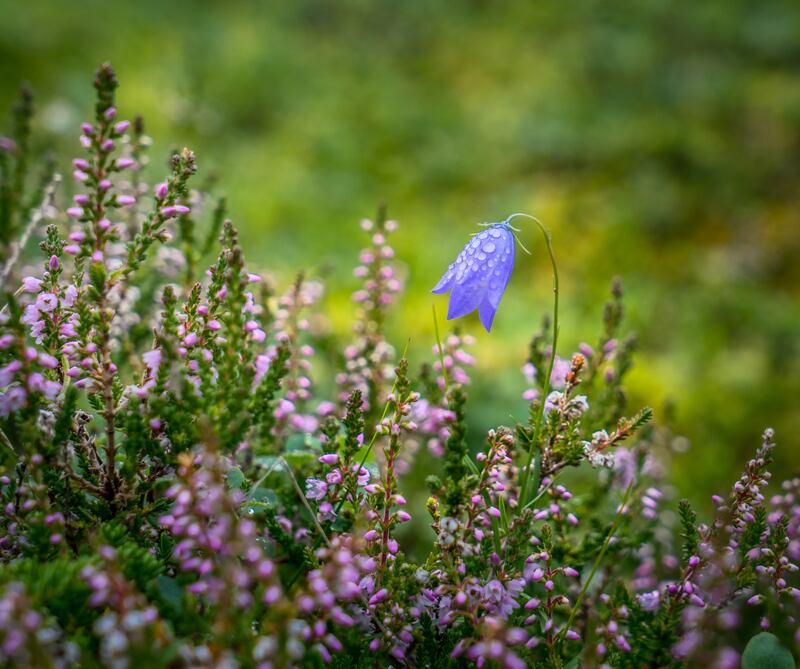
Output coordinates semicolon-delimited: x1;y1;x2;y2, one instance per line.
559;481;634;643
509;213;559;509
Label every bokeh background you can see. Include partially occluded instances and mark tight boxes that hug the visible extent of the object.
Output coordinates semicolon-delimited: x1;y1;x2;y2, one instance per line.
2;0;799;508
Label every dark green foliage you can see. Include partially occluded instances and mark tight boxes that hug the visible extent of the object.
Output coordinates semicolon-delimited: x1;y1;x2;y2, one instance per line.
252;342;291;447
442;385;468;514
678;499;699;567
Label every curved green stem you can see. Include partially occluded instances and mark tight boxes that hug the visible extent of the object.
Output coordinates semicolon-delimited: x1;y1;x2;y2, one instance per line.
508;213;559;509
559;481;634;644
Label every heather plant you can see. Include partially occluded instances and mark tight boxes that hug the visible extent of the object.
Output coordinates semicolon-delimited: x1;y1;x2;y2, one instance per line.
0;65;798;669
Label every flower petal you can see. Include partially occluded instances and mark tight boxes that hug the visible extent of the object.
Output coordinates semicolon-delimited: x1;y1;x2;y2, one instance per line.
432;264;456;294
479;299;498;332
447;277;487;320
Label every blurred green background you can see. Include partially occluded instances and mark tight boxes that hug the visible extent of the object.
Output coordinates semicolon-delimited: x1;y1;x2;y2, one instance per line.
1;0;799;508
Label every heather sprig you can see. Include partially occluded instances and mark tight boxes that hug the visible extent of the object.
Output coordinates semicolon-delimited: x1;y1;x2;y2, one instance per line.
0;65;798;669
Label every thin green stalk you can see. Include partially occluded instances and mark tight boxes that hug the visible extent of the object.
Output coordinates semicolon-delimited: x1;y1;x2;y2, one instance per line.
509;213;559;509
281;456;331;549
333;338;410;517
560;481;634;643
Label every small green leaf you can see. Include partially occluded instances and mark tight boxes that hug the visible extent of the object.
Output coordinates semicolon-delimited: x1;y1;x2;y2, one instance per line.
742;632;795;669
155;575;184;613
283;450;318;468
226;467;246;489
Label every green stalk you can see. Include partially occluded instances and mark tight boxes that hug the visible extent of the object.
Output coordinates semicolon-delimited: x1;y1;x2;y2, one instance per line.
560;481;634;643
510;213;559;509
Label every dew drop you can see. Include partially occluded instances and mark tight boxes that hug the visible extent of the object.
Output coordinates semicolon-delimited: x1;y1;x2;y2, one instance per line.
483;242;496;253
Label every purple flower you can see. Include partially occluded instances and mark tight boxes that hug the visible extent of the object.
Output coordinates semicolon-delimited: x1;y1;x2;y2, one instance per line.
432;221;516;332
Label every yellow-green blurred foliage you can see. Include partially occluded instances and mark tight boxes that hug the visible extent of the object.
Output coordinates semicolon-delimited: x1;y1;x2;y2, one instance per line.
1;0;799;506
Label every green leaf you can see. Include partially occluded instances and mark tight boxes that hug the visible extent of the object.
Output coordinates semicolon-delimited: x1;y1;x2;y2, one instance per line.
226;467;246;489
283;450;318;468
741;633;795;669
155;575;184;613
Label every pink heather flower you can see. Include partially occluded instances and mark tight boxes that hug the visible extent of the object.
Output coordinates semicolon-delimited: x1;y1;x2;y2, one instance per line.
38;353;59;369
0;361;22;386
305;478;328;501
66;207;84;218
117;195;136;206
160;205;190;217
114;120;130;134
116;157;135;169
142;349;162;372
49;255;59;270
319;453;339;465
36;293;58;313
21;276;42;293
155;182;168;199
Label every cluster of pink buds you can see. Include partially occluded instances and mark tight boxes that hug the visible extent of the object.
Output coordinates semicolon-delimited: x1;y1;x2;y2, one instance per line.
0;583;77;667
0;458;66;558
593;595;632;657
451;616;530;669
268;276;323;435
159;449;284;626
81;547;169;669
522;547;582;647
457;428;517;553
337;214;402;409
0;337;61;417
305;451;372;520
411;332;475;457
290;537;375;663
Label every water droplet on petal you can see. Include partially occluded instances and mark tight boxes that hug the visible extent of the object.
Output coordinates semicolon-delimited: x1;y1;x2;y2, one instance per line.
477;252;486;260
483;242;496;253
